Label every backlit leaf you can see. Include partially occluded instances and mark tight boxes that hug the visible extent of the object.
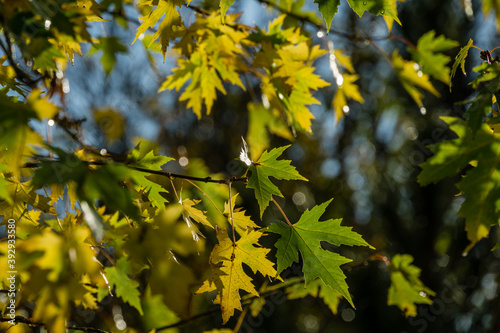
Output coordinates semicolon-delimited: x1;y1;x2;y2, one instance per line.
268;199;374;307
409;30;459;84
104;257;144;315
246;145;307;217
392;51;440;107
196;229;277;323
450;38;474;83
388;254;434;317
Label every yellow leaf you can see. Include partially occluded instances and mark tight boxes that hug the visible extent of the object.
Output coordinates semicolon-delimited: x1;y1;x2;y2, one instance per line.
333;74;364;122
196;229;278;323
223;194;260;234
93;108;125;141
182;198;214;229
392;51;440;107
132;0;185;60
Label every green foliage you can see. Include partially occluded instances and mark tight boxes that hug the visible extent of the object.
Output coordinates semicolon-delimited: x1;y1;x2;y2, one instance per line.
103;257;144;315
418;117;500;252
246;145;307;217
409;30;459;84
388;254;435;317
1;0;491;332
268;199;373;307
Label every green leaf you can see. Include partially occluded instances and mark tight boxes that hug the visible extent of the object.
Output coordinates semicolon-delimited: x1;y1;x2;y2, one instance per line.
246;102;293;160
418;117;500;251
246;145;307;217
286;278;342;314
409;30;459;84
392;50;440;107
220;0;235;22
314;0;340;33
88;37;128;75
141;288;179;331
387;254;434;317
268;199;374;307
450;38;474;84
126;144;174;209
104;257;144;315
347;0;401;25
463;85;495;135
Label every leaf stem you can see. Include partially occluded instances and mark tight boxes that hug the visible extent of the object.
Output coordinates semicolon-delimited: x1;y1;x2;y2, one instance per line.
272;197;293;227
233;305;249;332
229;181;236;243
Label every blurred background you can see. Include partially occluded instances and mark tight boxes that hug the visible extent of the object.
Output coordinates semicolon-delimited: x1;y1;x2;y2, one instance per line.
42;0;500;332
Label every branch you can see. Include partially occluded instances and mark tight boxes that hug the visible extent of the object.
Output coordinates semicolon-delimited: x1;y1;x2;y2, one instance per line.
0;317;112;333
22;160;248;185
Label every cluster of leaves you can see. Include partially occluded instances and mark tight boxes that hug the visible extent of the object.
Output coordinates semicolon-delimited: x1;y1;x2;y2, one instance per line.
0;0;473;332
419;39;500;253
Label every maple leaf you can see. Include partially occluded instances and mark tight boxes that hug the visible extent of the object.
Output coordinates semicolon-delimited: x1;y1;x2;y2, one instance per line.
160;14;247;117
450;38;474;83
418;117;500;252
392;50;440;107
196;229;277;323
333;73;364;122
182;198;214;230
246;145;307;217
347;0;401;25
286;278;342;315
409;30;459;84
246;102;293;160
220;0;235;22
126;144;174;210
268;199;374;307
387;254;434;317
104;257;144;315
314;0;340;33
223;194;260;234
132;0;185;60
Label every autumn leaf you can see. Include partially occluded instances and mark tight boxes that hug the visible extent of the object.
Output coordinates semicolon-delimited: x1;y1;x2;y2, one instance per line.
333;73;364;122
268;199;374;307
387;254;434;317
132;0;186;60
196;229;277;323
223;194;260;234
246;145;307;217
392;50;440;107
182;198;214;229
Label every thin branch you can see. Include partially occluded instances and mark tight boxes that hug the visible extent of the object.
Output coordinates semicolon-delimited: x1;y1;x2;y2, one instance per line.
183;178;225;216
0;317;112;333
169;177;180;202
155;308;220;332
22;160;249;185
272;197;293;227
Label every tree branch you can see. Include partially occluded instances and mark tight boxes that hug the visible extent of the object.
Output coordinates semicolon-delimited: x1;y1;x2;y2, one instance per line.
22;160;248;185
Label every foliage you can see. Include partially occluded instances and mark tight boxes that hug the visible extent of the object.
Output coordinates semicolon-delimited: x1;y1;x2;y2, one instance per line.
0;0;499;332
